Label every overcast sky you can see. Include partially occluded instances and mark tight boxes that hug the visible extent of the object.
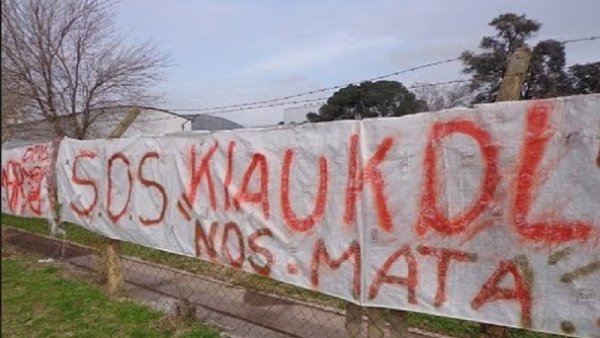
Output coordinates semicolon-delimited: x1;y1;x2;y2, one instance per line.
115;0;600;127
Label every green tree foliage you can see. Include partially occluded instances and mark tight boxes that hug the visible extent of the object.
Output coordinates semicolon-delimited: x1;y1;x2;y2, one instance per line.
461;13;599;103
306;81;427;122
568;62;600;94
525;39;571;99
461;13;540;103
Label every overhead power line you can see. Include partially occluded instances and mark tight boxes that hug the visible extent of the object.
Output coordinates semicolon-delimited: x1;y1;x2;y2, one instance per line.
559;35;600;44
7;35;595;129
191;79;476;116
169;35;599;116
171;58;460;113
202;97;330;116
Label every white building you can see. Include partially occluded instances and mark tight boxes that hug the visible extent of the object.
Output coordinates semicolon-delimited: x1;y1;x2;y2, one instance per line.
283;103;324;125
3;108;248;149
3;108;191;149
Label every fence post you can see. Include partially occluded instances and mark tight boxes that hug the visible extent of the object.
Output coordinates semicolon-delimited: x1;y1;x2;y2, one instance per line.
345;302;363;337
103;238;123;296
480;324;510;338
478;46;532;337
109;108;142;139
1;124;12;145
1;225;6;248
495;46;531;102
101;107;141;296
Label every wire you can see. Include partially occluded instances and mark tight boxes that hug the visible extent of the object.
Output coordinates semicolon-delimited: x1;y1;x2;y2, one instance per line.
171;58;460;113
4;35;597;128
0;74;544;130
559;35;600;45
176;79;475;116
202;97;329;116
168;35;599;116
93;105;193;120
407;79;472;89
193;79;477;116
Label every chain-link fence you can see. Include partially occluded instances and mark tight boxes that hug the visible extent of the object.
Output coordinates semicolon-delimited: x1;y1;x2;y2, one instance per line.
2;215;566;338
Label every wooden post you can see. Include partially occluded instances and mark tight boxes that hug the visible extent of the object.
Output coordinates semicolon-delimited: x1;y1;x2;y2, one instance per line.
479;47;532;337
47;136;64;243
1;226;6;248
109;108;141;138
496;47;532;102
1;127;11;145
103;238;123;296
345;302;363;337
102;107;141;296
480;324;509;338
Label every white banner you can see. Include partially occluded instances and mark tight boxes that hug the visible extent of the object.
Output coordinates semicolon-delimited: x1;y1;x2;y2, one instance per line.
1;142;55;219
56;95;600;337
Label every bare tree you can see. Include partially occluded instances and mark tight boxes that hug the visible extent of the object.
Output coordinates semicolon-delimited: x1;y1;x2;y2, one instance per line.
1;0;165;139
411;83;473;112
1;78;26;144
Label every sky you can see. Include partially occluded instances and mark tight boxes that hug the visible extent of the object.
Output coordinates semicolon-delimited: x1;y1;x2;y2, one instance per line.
115;0;600;127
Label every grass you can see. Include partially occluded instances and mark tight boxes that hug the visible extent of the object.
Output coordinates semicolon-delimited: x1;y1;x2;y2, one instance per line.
1;214;567;338
0;213;343;308
1;249;220;338
0;213;342;308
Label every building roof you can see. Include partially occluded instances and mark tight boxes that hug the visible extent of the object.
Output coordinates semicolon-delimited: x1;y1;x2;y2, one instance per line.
190;114;244;131
2;108;189;149
3;109;244;149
